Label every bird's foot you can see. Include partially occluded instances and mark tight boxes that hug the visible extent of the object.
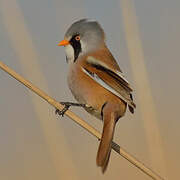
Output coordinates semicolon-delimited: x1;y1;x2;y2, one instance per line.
55;102;86;117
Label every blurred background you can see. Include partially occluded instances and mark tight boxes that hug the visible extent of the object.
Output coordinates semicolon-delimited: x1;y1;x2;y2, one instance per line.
0;0;179;179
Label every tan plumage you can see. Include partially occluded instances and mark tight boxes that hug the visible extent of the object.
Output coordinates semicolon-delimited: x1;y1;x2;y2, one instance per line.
58;19;136;173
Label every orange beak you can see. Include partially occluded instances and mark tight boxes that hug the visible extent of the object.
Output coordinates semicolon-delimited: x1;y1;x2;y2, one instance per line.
58;39;70;46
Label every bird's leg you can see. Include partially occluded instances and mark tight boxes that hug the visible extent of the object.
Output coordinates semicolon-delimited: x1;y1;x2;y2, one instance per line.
55;102;86;117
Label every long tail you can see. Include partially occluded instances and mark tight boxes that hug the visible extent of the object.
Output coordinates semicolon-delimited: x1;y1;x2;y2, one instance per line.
96;103;118;173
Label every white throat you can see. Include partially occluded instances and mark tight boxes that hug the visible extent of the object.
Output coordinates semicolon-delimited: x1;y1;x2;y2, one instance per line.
65;44;74;63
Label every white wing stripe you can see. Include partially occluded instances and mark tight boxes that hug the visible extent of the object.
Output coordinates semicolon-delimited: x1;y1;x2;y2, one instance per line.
82;67;130;105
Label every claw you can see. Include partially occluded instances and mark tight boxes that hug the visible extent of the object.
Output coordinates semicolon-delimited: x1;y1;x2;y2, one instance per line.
55;104;70;117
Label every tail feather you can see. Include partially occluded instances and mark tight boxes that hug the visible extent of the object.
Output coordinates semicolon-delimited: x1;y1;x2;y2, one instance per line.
96;109;117;173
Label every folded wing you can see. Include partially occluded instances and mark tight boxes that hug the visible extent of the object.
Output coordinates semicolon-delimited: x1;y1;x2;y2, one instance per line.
82;56;136;113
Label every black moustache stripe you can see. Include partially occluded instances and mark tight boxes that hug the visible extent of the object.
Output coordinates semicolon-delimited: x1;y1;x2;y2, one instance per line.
70;36;82;62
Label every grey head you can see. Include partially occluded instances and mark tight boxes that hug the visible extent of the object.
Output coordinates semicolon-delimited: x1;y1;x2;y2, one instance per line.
63;19;105;63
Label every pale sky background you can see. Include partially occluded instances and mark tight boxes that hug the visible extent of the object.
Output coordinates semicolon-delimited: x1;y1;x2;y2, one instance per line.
0;0;180;180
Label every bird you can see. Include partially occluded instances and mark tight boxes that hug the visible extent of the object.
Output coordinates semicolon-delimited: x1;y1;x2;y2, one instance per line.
57;19;136;173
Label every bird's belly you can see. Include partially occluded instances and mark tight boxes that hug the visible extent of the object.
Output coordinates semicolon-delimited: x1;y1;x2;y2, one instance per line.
68;74;102;119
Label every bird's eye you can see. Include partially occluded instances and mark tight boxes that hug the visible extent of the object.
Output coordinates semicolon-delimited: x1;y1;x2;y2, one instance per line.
75;35;80;41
